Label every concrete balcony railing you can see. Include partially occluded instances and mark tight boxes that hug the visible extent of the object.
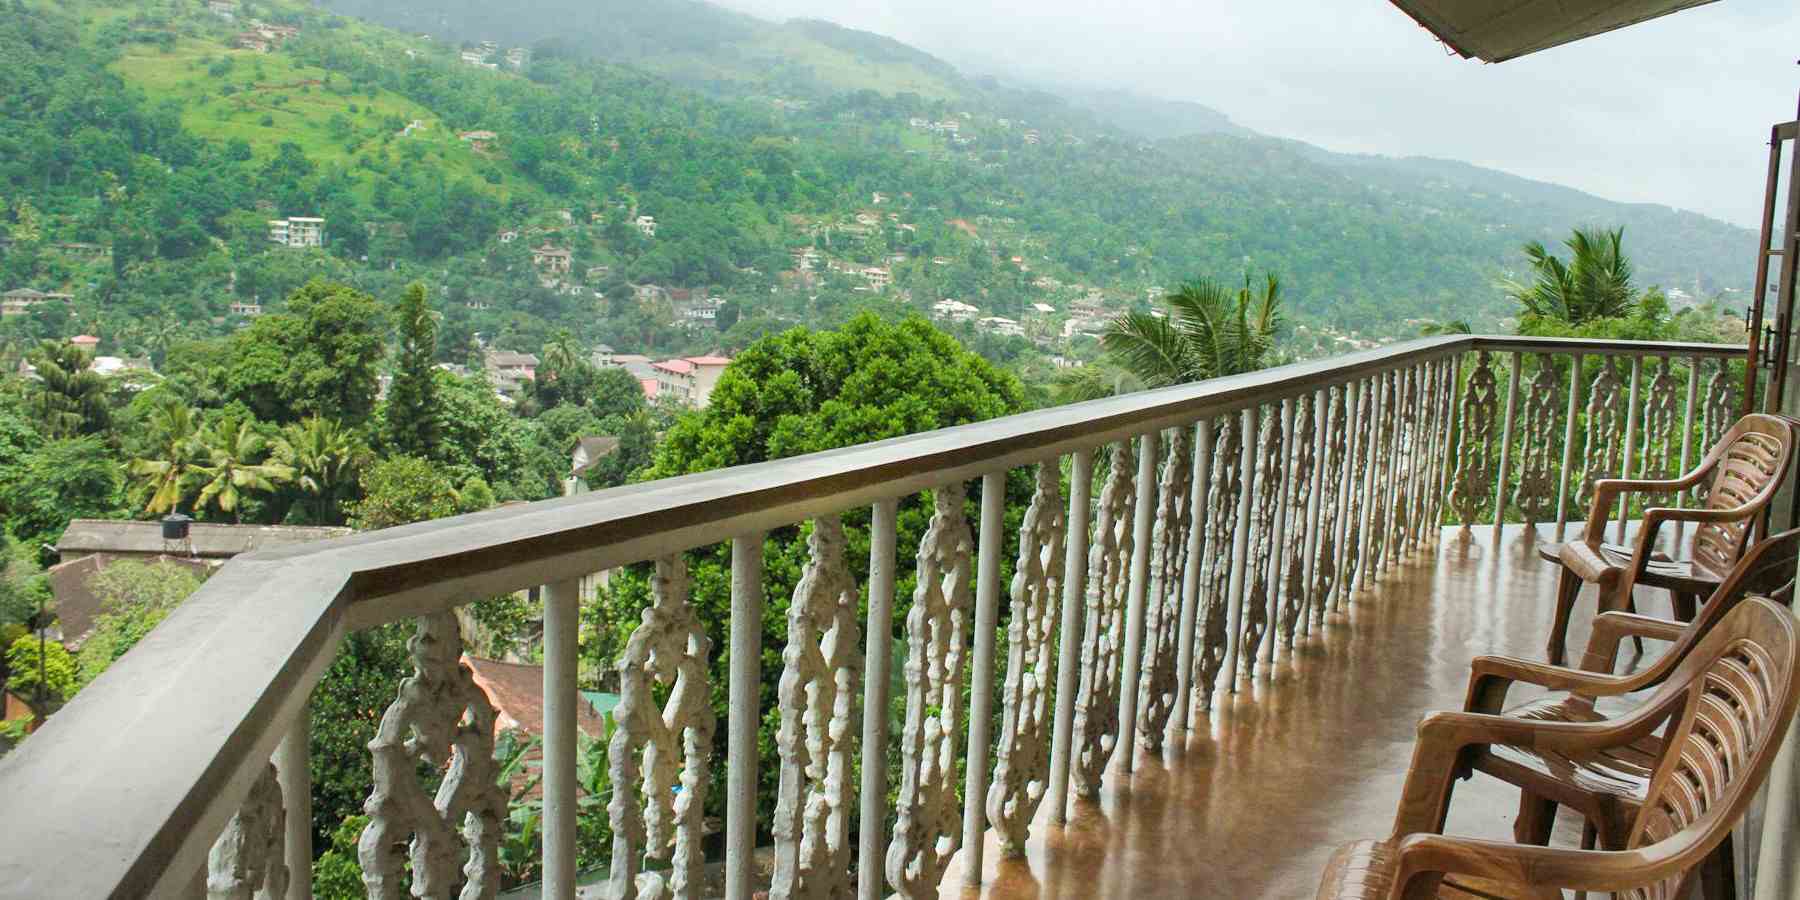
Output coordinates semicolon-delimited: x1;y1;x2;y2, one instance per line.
0;334;1749;900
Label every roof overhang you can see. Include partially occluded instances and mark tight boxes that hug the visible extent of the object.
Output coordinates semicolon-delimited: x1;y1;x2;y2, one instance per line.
1386;0;1719;62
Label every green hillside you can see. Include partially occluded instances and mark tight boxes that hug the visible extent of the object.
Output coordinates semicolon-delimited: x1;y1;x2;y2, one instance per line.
0;0;1756;382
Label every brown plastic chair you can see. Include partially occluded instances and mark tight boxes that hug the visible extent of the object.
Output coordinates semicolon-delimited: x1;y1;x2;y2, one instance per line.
1460;527;1799;862
1537;413;1799;665
1315;596;1800;900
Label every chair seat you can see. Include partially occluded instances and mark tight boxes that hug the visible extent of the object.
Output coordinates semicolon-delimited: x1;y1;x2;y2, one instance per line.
1316;839;1563;899
1538;541;1720;595
1467;694;1658;815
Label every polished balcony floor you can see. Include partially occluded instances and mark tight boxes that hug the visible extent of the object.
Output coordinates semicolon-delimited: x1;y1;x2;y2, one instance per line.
943;524;1615;900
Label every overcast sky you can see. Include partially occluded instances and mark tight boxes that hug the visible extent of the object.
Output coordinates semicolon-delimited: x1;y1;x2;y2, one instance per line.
715;0;1797;229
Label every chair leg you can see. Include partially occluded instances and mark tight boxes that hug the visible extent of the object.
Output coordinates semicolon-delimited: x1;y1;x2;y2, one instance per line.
1547;568;1584;666
1672;590;1699;623
1699;830;1737;900
1513;792;1557;845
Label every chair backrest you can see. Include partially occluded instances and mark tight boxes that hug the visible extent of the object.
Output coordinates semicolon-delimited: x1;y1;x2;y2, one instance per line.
1621;597;1800;900
1587;527;1800;684
1691;414;1800;577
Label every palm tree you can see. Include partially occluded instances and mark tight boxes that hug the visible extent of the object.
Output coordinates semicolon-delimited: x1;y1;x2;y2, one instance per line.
275;416;364;525
192;420;294;522
1502;226;1635;326
1419;319;1474;336
1100;273;1284;390
129;397;203;515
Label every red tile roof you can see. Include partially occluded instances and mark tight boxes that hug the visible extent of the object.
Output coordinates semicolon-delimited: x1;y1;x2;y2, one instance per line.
462;655;607;741
685;355;730;366
653;359;695;375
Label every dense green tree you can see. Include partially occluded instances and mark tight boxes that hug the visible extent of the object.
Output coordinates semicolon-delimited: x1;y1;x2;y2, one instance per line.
384;282;441;458
0;438;126;559
73;560;205;690
24;341;111;439
285;281;387;428
5;633;76;715
589;366;649;420
347;455;459;530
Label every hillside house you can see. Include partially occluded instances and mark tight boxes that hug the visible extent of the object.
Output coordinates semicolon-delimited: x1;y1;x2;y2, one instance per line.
932;298;979;322
268;217;324;249
1;288;73;317
69;335;100;353
634;215;658;237
652;356;730;408
236;33;270;52
459;130;498;143
207;0;237;18
484;350;539;386
504;48;530;70
678;296;726;327
862;267;892;291
228;301;262;317
531;245;572;275
976;316;1024;337
589;345;616;368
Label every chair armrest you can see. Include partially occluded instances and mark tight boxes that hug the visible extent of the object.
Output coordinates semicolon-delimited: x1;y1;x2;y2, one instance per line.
1389;708;1653;837
1389;833;1681;899
1464;654;1636;713
1577;611;1687;674
1580;477;1694;541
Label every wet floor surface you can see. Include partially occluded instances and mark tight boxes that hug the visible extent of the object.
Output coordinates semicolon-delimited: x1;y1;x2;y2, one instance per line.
940;525;1634;900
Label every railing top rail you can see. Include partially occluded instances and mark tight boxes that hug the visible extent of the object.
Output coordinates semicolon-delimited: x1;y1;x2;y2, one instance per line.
1471;335;1749;358
0;333;1744;900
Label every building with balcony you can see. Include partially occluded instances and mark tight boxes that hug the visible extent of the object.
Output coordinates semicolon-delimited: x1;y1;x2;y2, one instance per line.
1;287;73;316
267;216;324;248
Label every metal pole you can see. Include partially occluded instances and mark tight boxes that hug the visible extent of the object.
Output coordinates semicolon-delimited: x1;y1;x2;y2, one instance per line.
1115;432;1159;767
1492;352;1523;540
960;471;1007;888
1555;354;1583;541
725;534;765;900
856;500;899;900
1173;424;1209;731
1047;449;1095;826
1617;355;1643;543
541;579;581;900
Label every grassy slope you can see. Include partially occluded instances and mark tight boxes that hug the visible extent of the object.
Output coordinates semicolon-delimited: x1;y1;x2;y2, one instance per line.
46;0;538;204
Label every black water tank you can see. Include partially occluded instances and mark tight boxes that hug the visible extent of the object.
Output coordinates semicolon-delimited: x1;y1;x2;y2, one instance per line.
161;513;193;541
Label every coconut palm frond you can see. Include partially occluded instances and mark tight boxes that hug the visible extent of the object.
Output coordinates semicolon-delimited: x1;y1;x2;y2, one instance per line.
1101;311;1192;389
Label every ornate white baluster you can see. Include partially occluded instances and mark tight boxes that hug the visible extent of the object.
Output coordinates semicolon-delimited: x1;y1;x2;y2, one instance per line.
1638;357;1680;479
1193;416;1240;712
608;556;714;900
1069;444;1134;796
1578;359;1626;512
1311;385;1346;624
988;463;1066;855
1510;356;1561;530
1694;362;1739;505
1135;428;1192;749
1242;407;1282;678
771;516;861;900
1449;352;1500;530
208;763;288;900
887;485;972;897
1280;393;1315;648
359;612;506;900
1342;380;1371;602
